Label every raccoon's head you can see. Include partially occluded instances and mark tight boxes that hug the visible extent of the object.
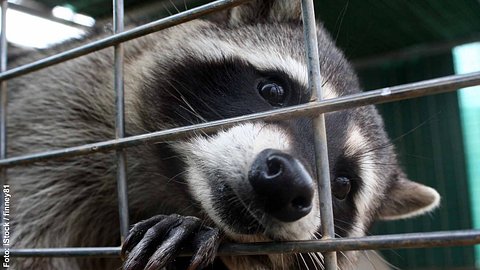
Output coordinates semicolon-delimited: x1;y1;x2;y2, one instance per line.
135;0;440;268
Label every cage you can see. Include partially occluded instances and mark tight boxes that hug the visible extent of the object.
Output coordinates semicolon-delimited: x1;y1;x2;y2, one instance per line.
1;0;480;269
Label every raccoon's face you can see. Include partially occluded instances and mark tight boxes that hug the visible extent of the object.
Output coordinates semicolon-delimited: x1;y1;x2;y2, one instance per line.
135;1;440;268
142;46;325;239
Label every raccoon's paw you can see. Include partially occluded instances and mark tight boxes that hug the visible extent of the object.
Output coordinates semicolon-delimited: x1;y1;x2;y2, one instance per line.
121;214;221;270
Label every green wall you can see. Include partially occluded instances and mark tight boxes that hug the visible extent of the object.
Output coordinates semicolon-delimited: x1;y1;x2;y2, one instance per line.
453;42;480;268
357;53;476;269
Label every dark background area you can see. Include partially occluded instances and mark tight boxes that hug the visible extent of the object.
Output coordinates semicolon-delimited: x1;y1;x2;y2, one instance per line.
10;0;480;269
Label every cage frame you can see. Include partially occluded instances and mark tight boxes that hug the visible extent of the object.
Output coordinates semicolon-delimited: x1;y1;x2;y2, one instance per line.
1;0;480;269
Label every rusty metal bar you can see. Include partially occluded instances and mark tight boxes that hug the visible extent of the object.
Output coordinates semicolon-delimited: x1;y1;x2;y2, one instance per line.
7;229;480;257
300;0;337;268
0;0;249;82
113;0;129;242
0;71;479;169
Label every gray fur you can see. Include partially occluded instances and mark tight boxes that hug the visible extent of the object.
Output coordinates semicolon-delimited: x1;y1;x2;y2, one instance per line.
8;1;439;269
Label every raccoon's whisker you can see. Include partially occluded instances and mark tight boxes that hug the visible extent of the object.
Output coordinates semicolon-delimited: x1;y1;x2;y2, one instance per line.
357;162;401;166
352;142;394;159
174;110;204;126
161;3;173;17
401;153;432;160
166;170;189;184
171;78;224;120
159;153;185;161
298;253;310;270
230;191;263;225
338;250;354;270
359;250;378;270
333;1;349;44
355;114;437;158
198;215;212;229
310;214;366;235
306;253;319;270
255;123;271;137
364;250;401;270
311;252;325;270
334;218;370;234
164;80;208;123
314;228;353;269
294;254;302;269
179;97;208;123
191;129;211;140
168;0;181;13
177;104;206;124
225;193;263;230
183;0;188;11
305;250;323;270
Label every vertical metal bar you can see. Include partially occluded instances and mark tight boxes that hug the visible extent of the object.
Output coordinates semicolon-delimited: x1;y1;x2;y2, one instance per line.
0;1;7;162
301;0;338;269
0;0;8;248
113;0;129;240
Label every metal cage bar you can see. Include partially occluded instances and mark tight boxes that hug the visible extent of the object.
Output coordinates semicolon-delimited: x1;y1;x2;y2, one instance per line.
7;229;480;257
0;0;8;231
0;71;479;169
0;0;7;174
301;0;337;268
0;0;8;241
1;0;480;264
113;0;130;241
0;0;249;82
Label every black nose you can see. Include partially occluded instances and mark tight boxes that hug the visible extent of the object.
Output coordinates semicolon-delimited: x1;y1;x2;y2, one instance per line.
248;149;314;222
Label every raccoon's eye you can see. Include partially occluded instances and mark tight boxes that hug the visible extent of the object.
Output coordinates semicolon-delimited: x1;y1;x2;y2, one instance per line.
258;82;286;106
332;177;351;200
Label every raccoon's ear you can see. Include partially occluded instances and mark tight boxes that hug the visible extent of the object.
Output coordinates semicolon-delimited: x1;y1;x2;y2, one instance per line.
228;0;302;26
377;178;440;221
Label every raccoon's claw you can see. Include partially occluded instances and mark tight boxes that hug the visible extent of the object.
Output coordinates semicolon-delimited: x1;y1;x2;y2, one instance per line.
122;214;221;270
188;226;221;270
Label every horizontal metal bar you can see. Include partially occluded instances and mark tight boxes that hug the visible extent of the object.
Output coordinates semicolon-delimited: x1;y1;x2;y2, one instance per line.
0;71;479;168
9;247;121;257
7;229;480;257
0;0;249;82
220;229;480;256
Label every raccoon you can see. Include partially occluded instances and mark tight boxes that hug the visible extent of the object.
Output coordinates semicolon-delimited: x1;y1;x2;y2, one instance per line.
8;0;440;269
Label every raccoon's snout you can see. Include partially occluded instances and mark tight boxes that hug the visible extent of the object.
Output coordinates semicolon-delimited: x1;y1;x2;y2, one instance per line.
249;149;314;222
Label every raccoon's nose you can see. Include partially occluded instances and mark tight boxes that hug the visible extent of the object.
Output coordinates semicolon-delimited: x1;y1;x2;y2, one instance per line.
248;149;314;222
